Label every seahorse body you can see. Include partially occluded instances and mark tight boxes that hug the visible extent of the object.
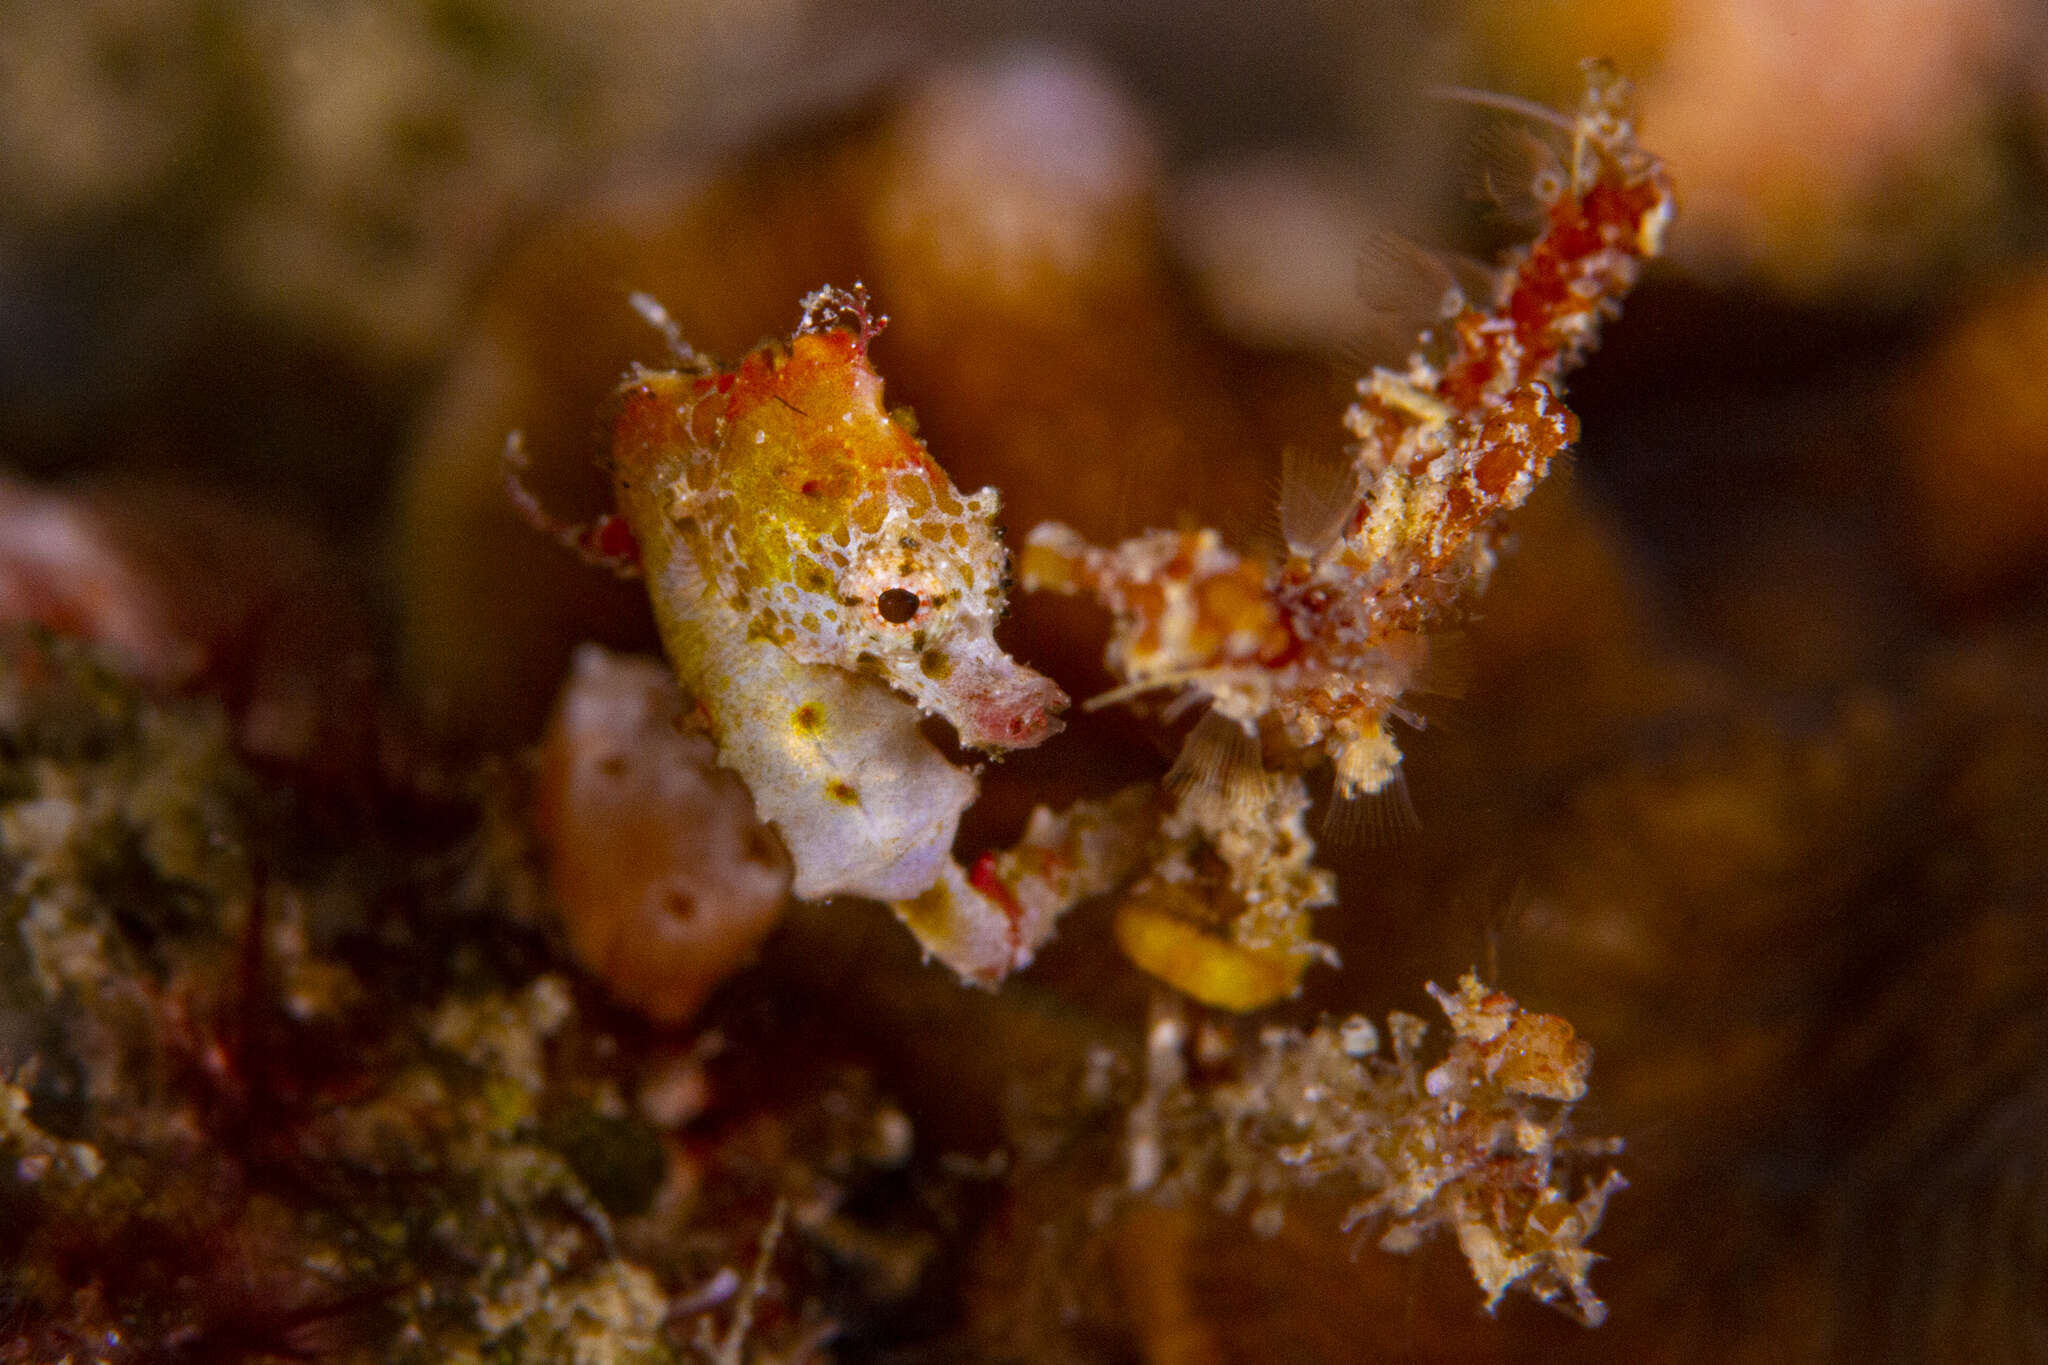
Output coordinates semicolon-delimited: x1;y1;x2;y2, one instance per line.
606;290;1067;915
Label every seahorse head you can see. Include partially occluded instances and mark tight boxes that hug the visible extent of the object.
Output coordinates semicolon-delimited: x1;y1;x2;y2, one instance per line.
667;287;1065;750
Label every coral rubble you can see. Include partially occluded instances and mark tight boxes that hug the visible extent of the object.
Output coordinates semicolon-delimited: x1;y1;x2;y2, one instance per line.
0;631;913;1361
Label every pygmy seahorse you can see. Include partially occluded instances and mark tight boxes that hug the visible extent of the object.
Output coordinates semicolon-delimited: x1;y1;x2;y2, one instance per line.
549;285;1142;984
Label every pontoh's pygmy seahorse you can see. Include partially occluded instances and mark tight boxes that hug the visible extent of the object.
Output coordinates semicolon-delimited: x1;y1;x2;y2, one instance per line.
522;285;1146;984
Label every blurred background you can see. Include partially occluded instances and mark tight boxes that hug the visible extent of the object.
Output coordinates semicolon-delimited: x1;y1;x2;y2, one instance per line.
7;1;2048;1360
5;0;2042;536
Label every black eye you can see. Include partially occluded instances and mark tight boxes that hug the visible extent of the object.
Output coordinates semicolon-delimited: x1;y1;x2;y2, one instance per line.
875;587;920;624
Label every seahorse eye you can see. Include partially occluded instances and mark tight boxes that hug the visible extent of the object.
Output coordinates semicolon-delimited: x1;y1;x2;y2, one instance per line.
875;587;920;624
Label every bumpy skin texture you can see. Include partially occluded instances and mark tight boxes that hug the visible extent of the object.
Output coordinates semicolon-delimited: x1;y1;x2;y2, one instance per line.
640;294;1065;752
601;288;1115;981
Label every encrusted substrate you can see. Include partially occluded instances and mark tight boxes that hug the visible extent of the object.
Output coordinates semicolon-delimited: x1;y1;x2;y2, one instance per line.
0;630;914;1362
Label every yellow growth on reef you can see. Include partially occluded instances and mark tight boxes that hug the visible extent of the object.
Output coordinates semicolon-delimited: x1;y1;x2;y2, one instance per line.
1023;65;1675;1007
